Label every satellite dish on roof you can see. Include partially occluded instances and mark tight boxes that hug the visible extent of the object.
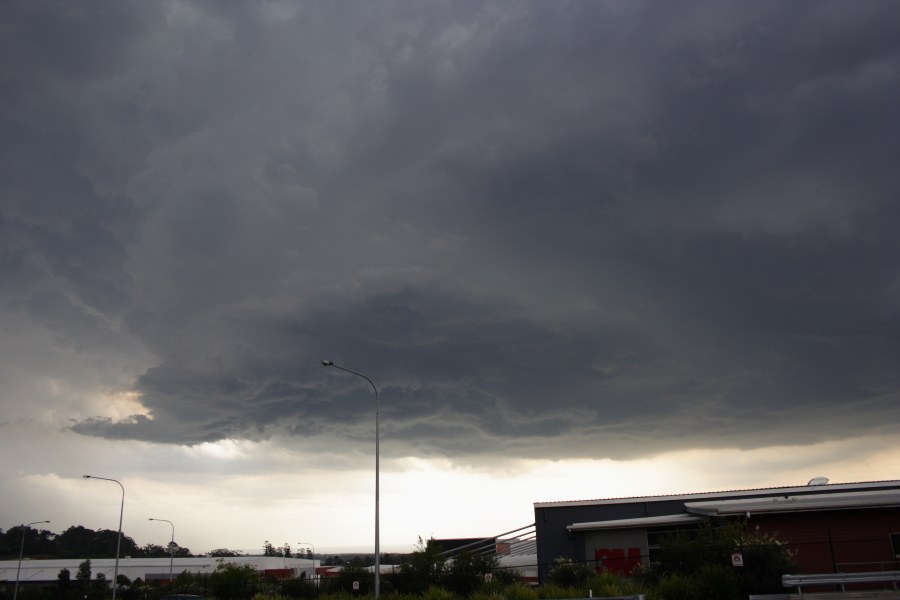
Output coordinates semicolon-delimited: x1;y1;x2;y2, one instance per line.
807;476;829;486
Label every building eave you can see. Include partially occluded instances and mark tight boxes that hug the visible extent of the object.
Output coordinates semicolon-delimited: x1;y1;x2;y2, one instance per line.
567;513;706;533
685;489;900;517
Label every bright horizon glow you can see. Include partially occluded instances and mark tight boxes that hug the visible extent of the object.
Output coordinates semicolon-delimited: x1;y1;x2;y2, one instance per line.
7;433;898;555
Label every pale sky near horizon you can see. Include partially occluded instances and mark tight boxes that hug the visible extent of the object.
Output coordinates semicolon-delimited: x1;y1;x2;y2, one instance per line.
2;1;899;556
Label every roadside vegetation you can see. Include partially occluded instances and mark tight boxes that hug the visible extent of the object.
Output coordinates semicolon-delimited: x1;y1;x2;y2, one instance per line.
7;522;796;600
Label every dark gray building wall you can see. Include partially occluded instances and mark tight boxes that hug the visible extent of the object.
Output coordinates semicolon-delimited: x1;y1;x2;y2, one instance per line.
533;482;900;585
534;496;688;584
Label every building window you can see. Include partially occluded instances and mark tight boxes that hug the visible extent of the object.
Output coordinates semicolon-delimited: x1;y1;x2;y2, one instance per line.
891;533;900;558
647;525;699;563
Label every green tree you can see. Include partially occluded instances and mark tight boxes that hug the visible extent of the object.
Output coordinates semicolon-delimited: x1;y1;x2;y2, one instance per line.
208;547;244;557
739;529;799;595
547;557;595;588
444;551;497;597
57;567;72;597
656;522;734;577
142;542;169;557
209;561;261;599
1;525;57;560
397;537;446;593
328;563;373;595
59;526;96;558
94;571;107;592
76;559;92;588
648;521;797;599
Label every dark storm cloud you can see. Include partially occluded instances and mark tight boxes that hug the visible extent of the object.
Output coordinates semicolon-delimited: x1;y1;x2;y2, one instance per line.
3;1;899;462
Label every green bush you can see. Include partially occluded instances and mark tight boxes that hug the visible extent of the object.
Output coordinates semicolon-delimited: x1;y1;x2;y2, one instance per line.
592;571;643;597
503;583;539;600
422;585;459;600
647;521;798;599
546;558;595;588
650;572;695;600
694;563;740;600
470;589;506;600
444;552;497;597
491;566;524;587
208;562;262;599
322;563;373;595
740;530;799;594
318;592;356;600
536;584;589;599
397;538;447;594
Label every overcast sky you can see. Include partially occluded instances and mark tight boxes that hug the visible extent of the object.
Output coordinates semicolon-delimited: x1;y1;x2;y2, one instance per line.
2;0;899;555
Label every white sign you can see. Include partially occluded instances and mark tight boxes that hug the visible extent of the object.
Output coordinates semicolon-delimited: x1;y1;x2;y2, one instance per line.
731;552;744;567
353;581;360;590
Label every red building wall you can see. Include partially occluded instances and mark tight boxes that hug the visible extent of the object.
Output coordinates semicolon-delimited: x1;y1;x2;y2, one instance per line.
748;508;900;573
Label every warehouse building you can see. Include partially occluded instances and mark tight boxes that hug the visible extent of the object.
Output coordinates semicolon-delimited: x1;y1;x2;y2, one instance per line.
533;479;900;585
0;555;317;595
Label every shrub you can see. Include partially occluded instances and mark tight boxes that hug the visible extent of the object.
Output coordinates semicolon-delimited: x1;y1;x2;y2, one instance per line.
209;562;262;599
318;592;356;600
650;572;695;600
740;530;799;594
322;563;373;595
536;584;589;599
592;571;642;597
422;585;458;600
546;557;595;588
503;583;539;600
491;566;524;587
444;552;497;597
694;563;740;600
470;589;506;600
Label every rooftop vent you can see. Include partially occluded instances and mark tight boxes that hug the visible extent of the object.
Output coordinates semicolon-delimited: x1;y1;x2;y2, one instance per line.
807;476;829;486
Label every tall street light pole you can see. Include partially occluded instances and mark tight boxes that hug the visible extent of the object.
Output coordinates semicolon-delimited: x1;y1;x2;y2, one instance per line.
84;475;124;600
149;518;175;584
14;520;49;600
321;360;380;598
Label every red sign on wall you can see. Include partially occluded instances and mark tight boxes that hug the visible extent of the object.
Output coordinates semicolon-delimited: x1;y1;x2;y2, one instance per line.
594;547;642;576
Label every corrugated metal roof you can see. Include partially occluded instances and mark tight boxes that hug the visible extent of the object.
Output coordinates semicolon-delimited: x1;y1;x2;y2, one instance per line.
684;489;900;516
533;480;900;508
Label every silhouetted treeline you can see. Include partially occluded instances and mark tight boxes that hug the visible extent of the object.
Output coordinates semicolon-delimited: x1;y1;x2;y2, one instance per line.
0;524;194;559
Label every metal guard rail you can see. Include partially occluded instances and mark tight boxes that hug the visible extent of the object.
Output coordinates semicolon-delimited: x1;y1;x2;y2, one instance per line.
782;571;900;593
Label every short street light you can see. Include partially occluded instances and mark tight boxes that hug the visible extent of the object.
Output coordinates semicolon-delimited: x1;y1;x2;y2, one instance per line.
14;520;50;600
321;360;381;598
84;475;124;600
149;518;175;584
298;541;316;586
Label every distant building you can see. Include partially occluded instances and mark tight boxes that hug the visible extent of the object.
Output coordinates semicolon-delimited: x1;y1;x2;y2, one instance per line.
534;479;900;585
0;555;317;595
431;530;538;584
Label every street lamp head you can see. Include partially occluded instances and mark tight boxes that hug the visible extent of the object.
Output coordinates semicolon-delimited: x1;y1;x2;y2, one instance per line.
317;359;380;597
82;475;91;478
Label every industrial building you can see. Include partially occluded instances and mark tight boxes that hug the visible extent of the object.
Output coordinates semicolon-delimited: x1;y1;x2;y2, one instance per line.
0;555;317;595
534;479;900;585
